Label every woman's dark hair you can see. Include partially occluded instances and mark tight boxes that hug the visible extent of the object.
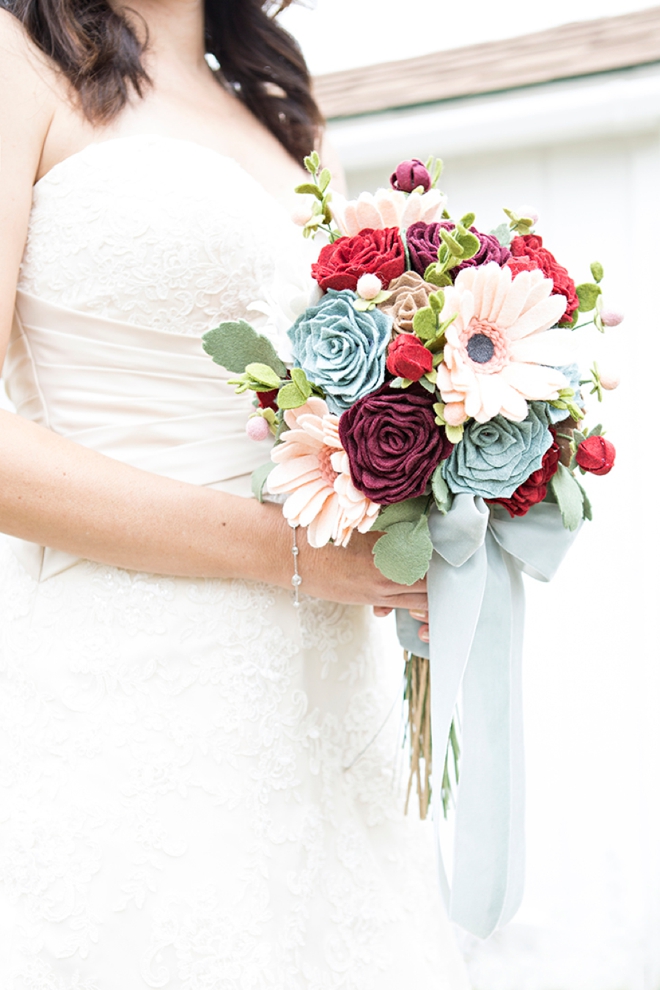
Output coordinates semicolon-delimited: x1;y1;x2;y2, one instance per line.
2;0;323;162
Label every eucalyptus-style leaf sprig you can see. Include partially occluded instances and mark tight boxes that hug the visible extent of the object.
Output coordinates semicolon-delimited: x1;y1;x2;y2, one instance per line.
295;151;341;242
423;215;480;287
503;207;537;237
423;155;444;189
387;290;456;394
581;361;608;402
549;385;584;422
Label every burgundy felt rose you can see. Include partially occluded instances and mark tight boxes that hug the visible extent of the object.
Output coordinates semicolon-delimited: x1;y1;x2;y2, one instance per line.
575;435;616;476
406;221;511;278
507;235;579;326
386;333;433;381
338;383;453;506
390;159;432;193
487;441;560;517
311;228;406;292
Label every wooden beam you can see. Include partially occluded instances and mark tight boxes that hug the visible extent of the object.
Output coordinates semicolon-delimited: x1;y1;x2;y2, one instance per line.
313;7;660;120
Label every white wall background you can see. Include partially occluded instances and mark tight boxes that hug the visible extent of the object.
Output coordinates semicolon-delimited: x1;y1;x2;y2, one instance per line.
325;64;660;990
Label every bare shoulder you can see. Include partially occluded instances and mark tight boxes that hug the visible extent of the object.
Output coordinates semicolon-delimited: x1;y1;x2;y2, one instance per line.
0;8;58;145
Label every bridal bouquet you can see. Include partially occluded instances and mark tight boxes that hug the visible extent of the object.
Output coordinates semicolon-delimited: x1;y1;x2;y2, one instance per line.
202;153;621;883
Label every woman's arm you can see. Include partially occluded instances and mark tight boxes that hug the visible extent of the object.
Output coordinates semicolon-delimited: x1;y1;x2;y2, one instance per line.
0;14;427;611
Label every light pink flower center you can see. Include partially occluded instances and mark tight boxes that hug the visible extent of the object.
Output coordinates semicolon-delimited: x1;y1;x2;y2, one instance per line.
460;320;509;374
318;445;339;487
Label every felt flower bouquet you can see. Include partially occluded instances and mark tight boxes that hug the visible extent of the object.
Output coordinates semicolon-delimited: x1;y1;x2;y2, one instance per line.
202;153;621;820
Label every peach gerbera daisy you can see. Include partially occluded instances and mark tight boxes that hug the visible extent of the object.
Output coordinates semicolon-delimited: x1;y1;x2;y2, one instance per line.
436;262;576;424
267;397;380;548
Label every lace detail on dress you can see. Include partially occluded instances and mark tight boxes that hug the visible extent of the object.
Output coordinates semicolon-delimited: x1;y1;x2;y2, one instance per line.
19;136;306;336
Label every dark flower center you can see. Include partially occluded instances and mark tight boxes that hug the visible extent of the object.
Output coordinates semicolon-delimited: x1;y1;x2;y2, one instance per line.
466;333;495;364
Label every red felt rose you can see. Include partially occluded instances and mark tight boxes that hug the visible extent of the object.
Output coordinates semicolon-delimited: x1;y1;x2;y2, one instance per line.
507;234;579;326
256;389;278;411
575;435;616;476
311;228;406;292
386;333;433;381
487;441;561;517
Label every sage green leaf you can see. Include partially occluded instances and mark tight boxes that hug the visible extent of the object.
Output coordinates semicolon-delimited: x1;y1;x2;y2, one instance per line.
373;518;433;585
590;261;604;283
245;363;282;389
371;496;427;532
549;463;584;531
412;307;437;340
431;464;452;514
490;223;512;247
251;462;274;503
417;376;435;393
423;265;452;287
576;479;593;521
576;282;602;312
290;367;313;399
428;289;445;313
202;321;286;377
445;424;464;444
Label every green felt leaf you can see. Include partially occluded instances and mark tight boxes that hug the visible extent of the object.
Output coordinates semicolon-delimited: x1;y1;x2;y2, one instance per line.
412;307;437;340
460;212;476;228
576;282;602;312
290;367;313;399
423;265;452;287
455;227;480;260
245;363;282;389
576;479;593;521
372;518;433;585
294;182;322;198
590;261;604;283
202;322;286;377
440;229;463;257
277;380;308;409
588;423;603;437
549;463;584;531
431;464;452;514
417;376;435;393
251;462;274;503
318;167;332;193
446;424;464;444
428;289;445;313
371;496;427;532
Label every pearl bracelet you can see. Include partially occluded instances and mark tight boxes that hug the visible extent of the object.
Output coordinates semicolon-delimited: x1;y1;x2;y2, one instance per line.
291;524;302;607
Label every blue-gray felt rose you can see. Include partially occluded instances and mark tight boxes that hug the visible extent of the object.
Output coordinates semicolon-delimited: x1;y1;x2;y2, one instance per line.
287;289;392;414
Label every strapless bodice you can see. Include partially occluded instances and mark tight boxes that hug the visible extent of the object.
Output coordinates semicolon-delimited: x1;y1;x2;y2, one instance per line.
4;135;310;579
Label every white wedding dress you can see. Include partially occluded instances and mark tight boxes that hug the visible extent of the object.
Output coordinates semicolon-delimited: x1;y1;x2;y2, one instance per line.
0;135;469;990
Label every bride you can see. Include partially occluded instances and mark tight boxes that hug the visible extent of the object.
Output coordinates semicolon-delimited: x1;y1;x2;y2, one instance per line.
0;0;469;985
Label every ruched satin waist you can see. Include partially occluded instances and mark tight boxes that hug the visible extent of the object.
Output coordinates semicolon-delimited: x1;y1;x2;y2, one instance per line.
4;290;269;580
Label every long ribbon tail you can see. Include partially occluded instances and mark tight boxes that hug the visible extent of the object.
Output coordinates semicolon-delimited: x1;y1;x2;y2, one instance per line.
449;532;526;936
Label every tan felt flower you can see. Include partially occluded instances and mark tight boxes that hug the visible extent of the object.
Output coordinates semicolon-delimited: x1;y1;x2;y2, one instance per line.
379;272;437;335
437;262;575;424
267;398;380;548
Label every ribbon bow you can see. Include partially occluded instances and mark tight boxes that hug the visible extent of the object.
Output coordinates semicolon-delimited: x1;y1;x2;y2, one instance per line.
396;495;580;939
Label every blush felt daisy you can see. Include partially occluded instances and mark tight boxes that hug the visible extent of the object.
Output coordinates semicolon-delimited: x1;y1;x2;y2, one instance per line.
266;398;380;548
436;262;575;424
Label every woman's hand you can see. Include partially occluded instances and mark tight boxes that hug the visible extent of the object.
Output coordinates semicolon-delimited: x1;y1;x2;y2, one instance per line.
373;605;430;645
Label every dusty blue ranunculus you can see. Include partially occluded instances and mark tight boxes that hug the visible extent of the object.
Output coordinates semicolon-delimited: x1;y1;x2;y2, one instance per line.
547;363;583;424
443;403;554;499
287;289;391;414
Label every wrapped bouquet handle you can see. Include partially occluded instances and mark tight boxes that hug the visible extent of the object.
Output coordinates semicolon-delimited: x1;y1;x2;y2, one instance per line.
396;496;580;938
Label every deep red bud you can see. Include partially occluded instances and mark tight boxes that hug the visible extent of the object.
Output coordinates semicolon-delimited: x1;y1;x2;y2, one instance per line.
390;159;432;194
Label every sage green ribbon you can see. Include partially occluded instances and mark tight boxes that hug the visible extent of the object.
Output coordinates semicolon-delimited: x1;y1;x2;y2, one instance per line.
396;496;580;939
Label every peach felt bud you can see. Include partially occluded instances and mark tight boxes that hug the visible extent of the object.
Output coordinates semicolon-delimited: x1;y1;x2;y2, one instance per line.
600;309;624;327
246;416;271;441
356;273;383;300
599;371;621;391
